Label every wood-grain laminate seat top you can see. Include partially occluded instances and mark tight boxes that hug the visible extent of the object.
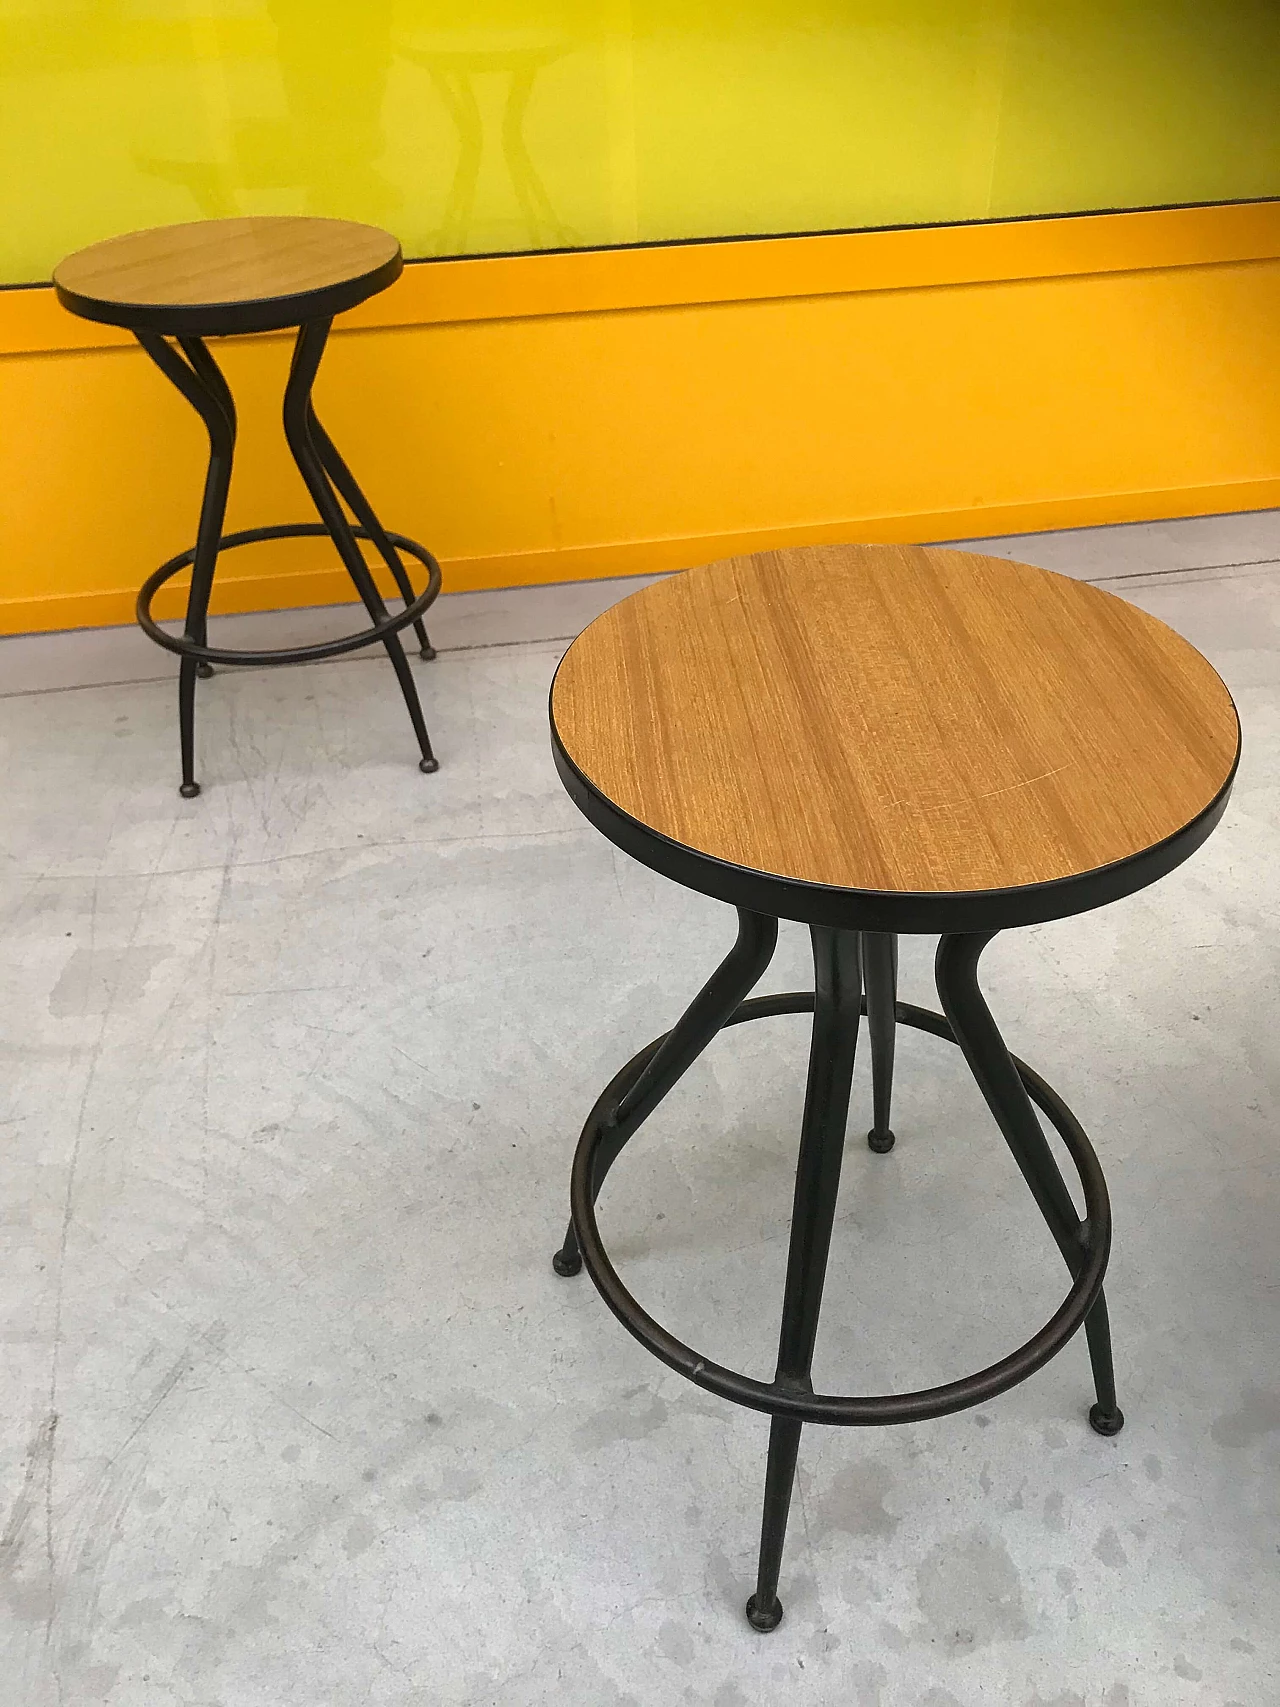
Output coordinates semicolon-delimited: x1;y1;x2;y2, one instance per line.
551;544;1239;924
53;216;402;336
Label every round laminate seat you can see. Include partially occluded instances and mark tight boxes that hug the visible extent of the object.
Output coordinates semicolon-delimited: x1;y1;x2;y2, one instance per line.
550;543;1239;933
53;215;402;336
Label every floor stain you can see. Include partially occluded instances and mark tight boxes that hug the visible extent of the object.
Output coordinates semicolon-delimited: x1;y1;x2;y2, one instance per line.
343;1516;378;1558
1043;1491;1065;1533
707;1550;743;1612
1210;1387;1280;1448
823;1457;899;1538
657;1619;695;1667
75;1664;121;1701
574;1388;668;1451
0;1412;57;1625
846;1660;888;1705
49;945;170;1018
1093;1526;1128;1569
915;1526;1030;1652
400;1468;483;1511
1173;1656;1203;1681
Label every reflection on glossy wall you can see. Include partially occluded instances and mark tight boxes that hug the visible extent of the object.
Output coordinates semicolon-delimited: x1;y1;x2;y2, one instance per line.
2;1;1278;283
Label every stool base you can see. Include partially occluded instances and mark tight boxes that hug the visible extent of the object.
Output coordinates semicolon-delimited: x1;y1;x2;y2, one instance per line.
134;323;442;796
554;916;1122;1628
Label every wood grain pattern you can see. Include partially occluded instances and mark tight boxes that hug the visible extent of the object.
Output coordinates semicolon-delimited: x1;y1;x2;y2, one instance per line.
53;217;399;311
552;544;1239;897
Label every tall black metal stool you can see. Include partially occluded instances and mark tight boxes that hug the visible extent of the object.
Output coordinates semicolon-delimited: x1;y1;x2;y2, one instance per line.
548;542;1239;1631
53;216;442;797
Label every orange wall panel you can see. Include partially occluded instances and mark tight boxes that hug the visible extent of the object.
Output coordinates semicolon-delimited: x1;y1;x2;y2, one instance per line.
1;206;1278;636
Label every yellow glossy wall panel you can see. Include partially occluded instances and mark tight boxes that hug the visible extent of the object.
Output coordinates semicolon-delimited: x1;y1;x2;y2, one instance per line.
1;3;1277;284
1;209;1277;636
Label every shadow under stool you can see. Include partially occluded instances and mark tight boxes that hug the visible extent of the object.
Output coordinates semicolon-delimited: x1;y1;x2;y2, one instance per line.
54;215;441;797
548;541;1240;1630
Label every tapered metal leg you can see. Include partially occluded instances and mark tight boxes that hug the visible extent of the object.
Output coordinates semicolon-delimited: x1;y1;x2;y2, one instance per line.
862;931;898;1152
178;338;230;681
283;320;438;773
935;932;1123;1435
748;926;863;1631
307;408;435;660
178;508;223;795
136;333;237;796
746;1416;802;1630
553;910;779;1276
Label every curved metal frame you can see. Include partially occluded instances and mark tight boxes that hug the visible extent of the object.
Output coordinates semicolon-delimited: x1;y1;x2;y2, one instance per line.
565;989;1111;1429
137;525;440;668
134;320;441;796
555;912;1126;1633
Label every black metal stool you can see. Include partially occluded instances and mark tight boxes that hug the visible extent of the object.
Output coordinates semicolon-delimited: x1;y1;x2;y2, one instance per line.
54;215;441;797
548;542;1239;1631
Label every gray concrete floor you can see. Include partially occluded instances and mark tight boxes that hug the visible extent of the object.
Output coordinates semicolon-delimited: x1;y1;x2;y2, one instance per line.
1;515;1278;1707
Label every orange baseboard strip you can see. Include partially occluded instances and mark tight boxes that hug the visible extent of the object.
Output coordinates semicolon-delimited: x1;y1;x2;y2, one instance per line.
1;203;1277;638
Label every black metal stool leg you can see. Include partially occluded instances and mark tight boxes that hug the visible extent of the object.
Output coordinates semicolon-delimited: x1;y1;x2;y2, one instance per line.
282;319;439;773
862;931;898;1153
307;408;435;660
934;932;1123;1435
136;332;237;796
747;926;863;1632
553;909;779;1276
178;337;238;680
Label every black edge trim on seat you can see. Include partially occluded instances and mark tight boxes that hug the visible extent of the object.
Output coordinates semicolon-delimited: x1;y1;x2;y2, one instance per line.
548;666;1241;936
53;251;404;339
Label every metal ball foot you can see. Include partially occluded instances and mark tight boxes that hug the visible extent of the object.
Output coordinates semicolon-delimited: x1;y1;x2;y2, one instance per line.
552;1248;582;1278
867;1127;896;1153
1089;1403;1125;1437
196;661;215;679
179;781;201;799
745;1593;783;1632
420;645;436;661
419;756;440;774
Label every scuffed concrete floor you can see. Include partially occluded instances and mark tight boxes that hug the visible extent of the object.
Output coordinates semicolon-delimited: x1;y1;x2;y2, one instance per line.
1;516;1278;1706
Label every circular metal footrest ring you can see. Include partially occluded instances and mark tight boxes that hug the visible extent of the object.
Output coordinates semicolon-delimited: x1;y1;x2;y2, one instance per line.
570;993;1111;1428
136;523;442;667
